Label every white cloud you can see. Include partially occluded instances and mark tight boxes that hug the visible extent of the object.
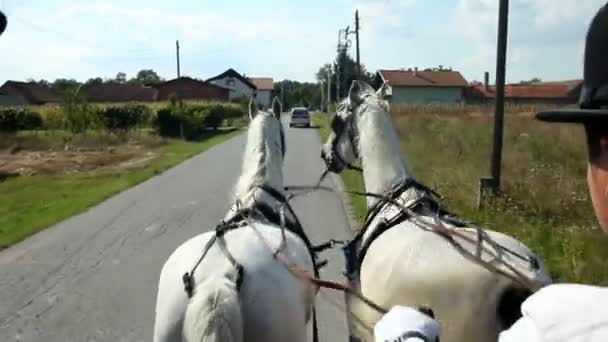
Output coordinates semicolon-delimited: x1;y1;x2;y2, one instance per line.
522;0;604;32
453;0;605;82
0;2;301;82
353;0;417;32
48;3;283;44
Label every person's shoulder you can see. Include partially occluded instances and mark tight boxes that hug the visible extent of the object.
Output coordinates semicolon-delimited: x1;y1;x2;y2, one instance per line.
523;283;608;311
519;283;608;341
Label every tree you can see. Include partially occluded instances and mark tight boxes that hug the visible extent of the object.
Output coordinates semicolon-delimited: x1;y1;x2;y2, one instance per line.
274;80;322;110
115;72;127;84
315;63;333;84
315;51;375;103
51;78;81;94
129;69;163;85
85;77;103;86
27;79;51;87
519;77;542;85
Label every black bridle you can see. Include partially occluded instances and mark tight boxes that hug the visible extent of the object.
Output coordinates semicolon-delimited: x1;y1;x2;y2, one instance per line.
327;107;363;173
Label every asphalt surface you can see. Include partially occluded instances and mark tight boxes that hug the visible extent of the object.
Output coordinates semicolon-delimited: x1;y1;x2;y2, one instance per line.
0;117;354;342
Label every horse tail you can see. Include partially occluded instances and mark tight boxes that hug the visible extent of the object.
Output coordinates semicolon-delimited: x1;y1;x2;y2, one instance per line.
182;275;243;342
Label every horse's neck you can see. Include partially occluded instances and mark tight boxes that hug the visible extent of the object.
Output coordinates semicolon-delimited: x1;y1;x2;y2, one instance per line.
357;102;416;208
233;115;284;207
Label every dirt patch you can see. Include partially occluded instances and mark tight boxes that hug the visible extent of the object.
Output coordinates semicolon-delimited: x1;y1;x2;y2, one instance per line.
0;135;166;177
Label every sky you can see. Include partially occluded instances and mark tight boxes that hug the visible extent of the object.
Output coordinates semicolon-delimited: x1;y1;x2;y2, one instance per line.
0;0;605;85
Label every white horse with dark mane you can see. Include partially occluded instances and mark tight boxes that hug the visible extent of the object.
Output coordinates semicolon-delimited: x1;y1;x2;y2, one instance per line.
154;97;316;342
321;81;552;342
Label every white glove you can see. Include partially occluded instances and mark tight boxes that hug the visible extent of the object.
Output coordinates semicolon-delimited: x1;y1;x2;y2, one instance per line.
374;306;440;342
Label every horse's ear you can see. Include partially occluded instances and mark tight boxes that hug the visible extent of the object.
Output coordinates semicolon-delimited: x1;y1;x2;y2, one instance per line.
349;81;364;106
349;80;375;106
376;82;388;98
248;96;259;120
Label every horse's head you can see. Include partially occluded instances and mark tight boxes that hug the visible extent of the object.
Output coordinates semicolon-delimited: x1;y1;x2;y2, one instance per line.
321;80;381;173
248;95;285;158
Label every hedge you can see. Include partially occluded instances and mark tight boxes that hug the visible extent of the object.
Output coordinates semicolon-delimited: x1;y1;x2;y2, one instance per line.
101;103;152;132
0;108;43;132
155;102;245;140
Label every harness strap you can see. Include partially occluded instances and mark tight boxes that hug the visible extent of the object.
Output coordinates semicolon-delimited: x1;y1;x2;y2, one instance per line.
182;219;245;298
181;184;322;342
343;178;540;282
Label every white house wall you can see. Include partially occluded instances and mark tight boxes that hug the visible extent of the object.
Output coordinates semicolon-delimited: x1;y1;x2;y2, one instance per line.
209;77;254;101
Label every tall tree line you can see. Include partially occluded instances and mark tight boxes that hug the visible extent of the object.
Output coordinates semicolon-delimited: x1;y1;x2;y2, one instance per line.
26;69;165;95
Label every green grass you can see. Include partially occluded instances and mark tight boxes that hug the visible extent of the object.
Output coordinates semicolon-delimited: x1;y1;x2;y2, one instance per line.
0;130;240;249
313;112;608;285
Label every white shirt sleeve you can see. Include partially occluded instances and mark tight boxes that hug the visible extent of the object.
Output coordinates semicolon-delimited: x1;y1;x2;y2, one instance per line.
499;283;608;342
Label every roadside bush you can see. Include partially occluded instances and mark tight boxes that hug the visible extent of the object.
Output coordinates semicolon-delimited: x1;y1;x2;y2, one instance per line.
155;102;245;140
0;108;43;132
156;108;181;137
101;103;152;133
183;107;210;139
128;103;153;128
61;93;102;134
40;106;66;131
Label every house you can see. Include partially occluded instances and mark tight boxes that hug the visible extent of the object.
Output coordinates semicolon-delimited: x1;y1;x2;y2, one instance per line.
80;83;158;102
155;77;229;102
248;77;274;108
374;68;469;106
0;81;60;105
465;72;582;104
206;68;257;102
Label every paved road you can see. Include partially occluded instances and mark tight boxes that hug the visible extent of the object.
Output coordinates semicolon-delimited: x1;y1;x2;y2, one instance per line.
0;117;353;342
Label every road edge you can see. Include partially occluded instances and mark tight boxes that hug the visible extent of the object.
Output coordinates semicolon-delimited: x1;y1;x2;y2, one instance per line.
327;172;359;234
0;129;244;250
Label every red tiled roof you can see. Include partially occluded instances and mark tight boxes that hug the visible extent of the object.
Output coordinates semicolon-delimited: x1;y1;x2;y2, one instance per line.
155;77;229;101
532;79;582;90
0;81;61;104
378;69;468;87
248;77;274;91
466;83;575;99
81;83;158;102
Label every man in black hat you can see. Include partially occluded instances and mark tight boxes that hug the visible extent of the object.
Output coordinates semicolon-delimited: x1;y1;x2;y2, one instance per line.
374;2;608;341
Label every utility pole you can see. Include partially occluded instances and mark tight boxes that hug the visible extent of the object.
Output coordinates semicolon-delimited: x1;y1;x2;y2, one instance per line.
336;29;342;101
281;82;285;110
491;0;509;191
327;70;331;113
176;40;181;78
320;81;324;111
355;10;361;80
336;27;351;100
479;0;509;206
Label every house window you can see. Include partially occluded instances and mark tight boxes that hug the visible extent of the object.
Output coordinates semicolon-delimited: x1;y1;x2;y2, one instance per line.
226;78;235;87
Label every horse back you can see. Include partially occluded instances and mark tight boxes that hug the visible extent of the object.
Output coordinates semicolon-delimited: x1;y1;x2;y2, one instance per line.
350;221;550;342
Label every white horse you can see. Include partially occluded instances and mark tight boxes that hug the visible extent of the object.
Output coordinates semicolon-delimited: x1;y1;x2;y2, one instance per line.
320;81;552;342
154;97;316;342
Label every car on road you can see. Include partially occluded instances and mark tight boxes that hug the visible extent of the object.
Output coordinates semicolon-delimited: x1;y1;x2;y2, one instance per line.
289;107;310;128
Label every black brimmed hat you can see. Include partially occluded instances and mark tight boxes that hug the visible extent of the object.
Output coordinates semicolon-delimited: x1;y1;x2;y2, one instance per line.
537;3;608;123
0;11;6;36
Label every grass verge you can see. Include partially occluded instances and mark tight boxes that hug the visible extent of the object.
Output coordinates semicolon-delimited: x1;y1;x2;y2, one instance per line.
0;130;240;249
313;112;608;285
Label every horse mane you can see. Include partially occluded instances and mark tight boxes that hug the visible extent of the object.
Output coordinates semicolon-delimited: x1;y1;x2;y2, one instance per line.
233;110;284;203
